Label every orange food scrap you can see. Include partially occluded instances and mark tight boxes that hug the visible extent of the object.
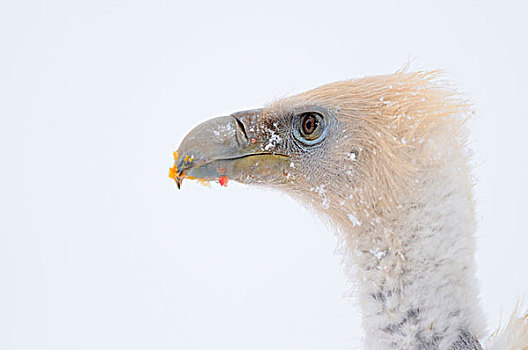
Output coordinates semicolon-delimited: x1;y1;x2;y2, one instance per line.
218;176;229;187
169;151;179;182
169;166;177;180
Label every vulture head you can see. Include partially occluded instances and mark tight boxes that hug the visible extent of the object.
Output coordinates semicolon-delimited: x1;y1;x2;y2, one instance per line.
171;71;462;224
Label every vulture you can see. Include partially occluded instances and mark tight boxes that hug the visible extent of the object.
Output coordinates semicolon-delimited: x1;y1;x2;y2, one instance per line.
169;70;528;349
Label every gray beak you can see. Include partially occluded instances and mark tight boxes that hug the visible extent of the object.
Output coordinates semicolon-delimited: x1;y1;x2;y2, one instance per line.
170;109;289;188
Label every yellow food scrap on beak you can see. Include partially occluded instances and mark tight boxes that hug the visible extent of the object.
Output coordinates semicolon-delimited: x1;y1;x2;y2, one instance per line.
169;151;179;181
168;166;177;180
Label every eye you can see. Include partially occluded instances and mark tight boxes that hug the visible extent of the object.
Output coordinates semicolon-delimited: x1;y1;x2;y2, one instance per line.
302;113;318;135
294;111;327;145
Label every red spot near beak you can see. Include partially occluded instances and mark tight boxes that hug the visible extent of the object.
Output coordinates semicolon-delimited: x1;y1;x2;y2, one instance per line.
218;176;229;187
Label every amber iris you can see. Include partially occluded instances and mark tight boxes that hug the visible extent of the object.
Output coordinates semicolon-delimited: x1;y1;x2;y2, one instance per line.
301;113;318;135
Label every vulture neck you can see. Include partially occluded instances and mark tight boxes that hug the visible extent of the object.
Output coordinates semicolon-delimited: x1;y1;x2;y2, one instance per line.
336;153;485;349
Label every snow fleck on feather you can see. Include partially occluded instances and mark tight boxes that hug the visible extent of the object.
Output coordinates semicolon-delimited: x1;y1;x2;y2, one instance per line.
347;213;362;227
263;127;282;151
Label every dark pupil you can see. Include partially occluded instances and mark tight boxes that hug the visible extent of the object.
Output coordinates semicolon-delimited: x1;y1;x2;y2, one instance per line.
303;115;317;134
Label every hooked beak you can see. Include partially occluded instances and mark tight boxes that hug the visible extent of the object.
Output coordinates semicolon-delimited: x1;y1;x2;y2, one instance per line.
169;109;290;188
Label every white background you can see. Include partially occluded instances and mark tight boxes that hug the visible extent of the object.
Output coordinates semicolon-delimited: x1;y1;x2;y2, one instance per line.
1;1;527;349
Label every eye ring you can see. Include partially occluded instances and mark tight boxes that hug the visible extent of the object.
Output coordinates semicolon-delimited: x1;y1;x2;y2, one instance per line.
293;111;328;145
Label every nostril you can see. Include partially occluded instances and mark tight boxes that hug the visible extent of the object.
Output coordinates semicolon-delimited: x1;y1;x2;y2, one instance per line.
233;116;249;145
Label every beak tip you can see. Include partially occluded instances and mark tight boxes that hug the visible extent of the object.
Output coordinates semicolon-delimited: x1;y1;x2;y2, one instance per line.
169;158;183;190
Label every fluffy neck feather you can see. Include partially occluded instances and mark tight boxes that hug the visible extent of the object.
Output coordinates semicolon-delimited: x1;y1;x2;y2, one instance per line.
329;136;486;349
